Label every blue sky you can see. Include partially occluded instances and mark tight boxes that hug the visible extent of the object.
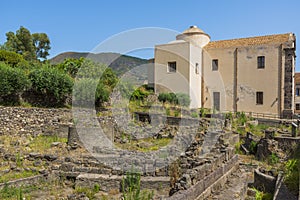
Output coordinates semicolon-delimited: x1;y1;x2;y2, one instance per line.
1;0;300;69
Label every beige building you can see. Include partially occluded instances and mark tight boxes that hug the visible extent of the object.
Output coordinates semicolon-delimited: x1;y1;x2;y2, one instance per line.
149;26;296;118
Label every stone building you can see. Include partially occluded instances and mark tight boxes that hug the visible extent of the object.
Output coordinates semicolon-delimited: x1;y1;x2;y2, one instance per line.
295;73;300;114
149;26;296;118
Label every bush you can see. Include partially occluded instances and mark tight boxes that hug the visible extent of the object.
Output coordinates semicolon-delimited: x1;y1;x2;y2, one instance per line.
0;63;30;104
0;50;28;68
56;57;85;78
158;92;190;107
284;159;299;194
29;67;73;106
73;67;118;107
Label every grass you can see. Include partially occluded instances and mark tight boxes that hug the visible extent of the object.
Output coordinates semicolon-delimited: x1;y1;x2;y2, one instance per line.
252;187;273;200
115;137;171;152
0;184;39;200
29;135;67;152
0;170;39;184
75;184;100;200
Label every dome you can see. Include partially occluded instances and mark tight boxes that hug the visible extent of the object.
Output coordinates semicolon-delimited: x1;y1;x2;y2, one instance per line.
182;26;207;35
176;25;210;47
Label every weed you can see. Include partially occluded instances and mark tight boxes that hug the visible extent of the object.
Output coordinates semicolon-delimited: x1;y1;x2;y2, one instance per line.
249;141;257;154
191;112;198;118
268;153;279;165
122;168;154;200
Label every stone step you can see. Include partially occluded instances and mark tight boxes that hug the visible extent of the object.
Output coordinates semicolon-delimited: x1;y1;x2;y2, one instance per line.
75;173;170;193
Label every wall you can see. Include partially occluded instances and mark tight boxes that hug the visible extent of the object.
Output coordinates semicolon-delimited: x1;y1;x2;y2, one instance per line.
0;106;71;136
204;44;282;115
154;42;190;94
203;47;235;111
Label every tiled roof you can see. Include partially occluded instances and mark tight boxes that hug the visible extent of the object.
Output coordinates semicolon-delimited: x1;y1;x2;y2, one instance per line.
295;73;300;84
204;33;293;49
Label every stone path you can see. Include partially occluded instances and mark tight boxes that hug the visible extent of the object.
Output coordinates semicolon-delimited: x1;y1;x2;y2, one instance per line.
209;167;253;200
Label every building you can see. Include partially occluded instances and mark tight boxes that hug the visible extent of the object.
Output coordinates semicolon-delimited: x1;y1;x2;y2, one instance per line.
149;26;296;118
295;73;300;114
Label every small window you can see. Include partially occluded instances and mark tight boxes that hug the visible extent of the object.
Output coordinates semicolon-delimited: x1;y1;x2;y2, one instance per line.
296;103;300;110
256;91;263;105
296;88;300;96
168;62;176;73
195;63;199;74
257;56;265;69
212;59;218;71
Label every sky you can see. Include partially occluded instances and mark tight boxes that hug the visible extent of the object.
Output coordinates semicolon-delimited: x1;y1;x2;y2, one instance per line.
1;0;300;70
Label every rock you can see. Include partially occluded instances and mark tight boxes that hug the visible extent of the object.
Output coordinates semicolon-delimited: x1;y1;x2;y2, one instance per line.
44;154;58;161
33;160;42;167
39;169;47;174
29;152;42;159
51;142;61;147
10;163;17;170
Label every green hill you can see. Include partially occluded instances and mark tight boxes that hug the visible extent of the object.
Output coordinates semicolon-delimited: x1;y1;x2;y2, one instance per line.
50;52;150;76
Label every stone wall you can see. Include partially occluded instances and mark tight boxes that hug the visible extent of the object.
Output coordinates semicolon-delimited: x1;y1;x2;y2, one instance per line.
0;106;71;136
75;173;170;193
274;136;300;152
252;169;276;194
166;155;239;200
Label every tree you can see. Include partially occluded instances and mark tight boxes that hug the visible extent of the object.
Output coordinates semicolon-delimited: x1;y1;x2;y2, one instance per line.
32;33;50;60
0;50;28;68
4;26;51;60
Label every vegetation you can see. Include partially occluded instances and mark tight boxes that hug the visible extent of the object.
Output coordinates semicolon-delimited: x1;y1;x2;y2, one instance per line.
29;135;67;152
284;159;299;194
4;26;50;60
0;62;30;105
0;171;39;184
116;137;171;152
122;169;154;200
252;187;273;200
158;92;190;107
75;184;100;200
29;67;73;106
0;50;28;67
0;184;28;200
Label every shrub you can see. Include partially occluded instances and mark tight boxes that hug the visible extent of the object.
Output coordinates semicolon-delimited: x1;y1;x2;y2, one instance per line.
0;50;28;68
73;67;118;107
122;169;153;200
158;92;190;107
268;153;279;165
176;93;191;107
56;57;84;78
249;141;257;154
29;67;73;106
284;159;299;194
0;63;30;104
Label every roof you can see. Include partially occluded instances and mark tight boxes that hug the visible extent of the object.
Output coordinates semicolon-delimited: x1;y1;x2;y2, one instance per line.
295;73;300;84
204;33;294;49
182;25;206;35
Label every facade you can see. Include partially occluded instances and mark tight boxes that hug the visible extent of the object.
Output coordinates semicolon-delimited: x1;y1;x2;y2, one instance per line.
149;26;296;118
295;73;300;114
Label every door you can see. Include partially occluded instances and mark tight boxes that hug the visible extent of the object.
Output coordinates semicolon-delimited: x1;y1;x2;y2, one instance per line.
213;92;220;111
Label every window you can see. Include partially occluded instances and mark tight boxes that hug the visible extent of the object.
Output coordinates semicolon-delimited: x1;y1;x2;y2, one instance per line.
296;104;300;110
256;91;263;105
296;88;300;96
257;56;265;69
195;63;199;74
168;62;176;73
212;59;218;71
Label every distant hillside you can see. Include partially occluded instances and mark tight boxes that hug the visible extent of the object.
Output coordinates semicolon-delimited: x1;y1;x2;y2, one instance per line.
50;52;150;76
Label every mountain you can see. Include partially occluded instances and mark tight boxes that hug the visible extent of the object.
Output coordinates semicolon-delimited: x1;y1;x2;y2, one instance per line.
50;52;150;76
